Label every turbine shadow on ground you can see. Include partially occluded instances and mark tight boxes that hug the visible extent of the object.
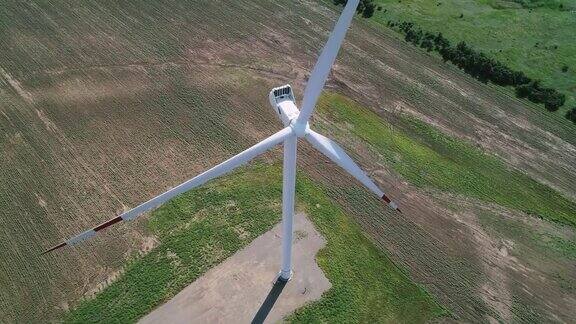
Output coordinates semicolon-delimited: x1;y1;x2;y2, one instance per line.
251;278;287;324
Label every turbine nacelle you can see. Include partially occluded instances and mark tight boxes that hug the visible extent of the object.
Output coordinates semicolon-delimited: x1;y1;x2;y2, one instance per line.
269;84;310;137
269;84;299;127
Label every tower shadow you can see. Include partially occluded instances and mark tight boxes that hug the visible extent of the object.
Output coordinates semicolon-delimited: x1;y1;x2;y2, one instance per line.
251;278;287;324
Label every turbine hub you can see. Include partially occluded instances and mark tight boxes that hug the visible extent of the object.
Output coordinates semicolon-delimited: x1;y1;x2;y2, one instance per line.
290;119;309;137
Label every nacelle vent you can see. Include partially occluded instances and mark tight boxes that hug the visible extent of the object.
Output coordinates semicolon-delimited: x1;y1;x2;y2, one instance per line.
271;85;294;102
273;86;291;98
269;84;299;126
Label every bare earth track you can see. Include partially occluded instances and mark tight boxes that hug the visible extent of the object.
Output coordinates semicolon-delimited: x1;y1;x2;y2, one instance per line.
139;212;330;324
0;0;574;323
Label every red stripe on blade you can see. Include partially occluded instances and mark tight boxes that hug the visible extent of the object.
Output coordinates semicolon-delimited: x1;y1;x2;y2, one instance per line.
42;242;67;255
381;194;391;204
93;216;123;232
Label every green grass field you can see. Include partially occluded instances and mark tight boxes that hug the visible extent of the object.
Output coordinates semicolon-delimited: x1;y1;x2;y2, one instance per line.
64;164;445;323
315;92;576;227
370;0;576;112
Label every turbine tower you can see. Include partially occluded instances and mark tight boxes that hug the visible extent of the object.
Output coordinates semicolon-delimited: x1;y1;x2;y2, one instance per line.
43;0;401;282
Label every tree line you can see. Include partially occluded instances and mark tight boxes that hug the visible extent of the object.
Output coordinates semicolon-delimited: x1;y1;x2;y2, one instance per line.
330;2;573;123
333;0;377;18
391;21;567;112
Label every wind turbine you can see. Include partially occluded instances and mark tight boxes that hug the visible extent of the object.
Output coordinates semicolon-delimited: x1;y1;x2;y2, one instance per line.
43;0;401;282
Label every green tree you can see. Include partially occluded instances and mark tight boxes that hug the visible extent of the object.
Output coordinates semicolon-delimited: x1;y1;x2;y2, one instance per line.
565;108;576;123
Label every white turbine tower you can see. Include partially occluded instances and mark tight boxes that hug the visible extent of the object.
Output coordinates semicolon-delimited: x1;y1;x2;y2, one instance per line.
43;0;401;282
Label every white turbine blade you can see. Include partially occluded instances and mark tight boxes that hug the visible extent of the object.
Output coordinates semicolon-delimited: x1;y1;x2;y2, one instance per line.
43;127;294;254
296;0;360;124
305;129;401;212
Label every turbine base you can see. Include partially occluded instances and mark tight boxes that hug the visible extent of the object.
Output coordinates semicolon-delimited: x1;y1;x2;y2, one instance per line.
278;270;293;282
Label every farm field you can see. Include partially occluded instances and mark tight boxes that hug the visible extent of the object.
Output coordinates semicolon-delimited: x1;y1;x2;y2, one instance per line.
316;92;576;227
371;0;576;113
64;164;445;323
0;0;575;323
307;93;576;322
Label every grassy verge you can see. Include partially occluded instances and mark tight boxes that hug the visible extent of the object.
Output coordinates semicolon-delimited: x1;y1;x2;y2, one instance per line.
316;92;576;227
63;164;283;323
478;211;576;261
289;171;446;323
369;0;576;112
64;163;445;323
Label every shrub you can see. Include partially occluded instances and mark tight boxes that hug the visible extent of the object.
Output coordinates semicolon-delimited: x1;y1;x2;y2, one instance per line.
565;108;576;123
333;0;376;18
515;82;533;98
515;81;565;111
362;2;376;18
